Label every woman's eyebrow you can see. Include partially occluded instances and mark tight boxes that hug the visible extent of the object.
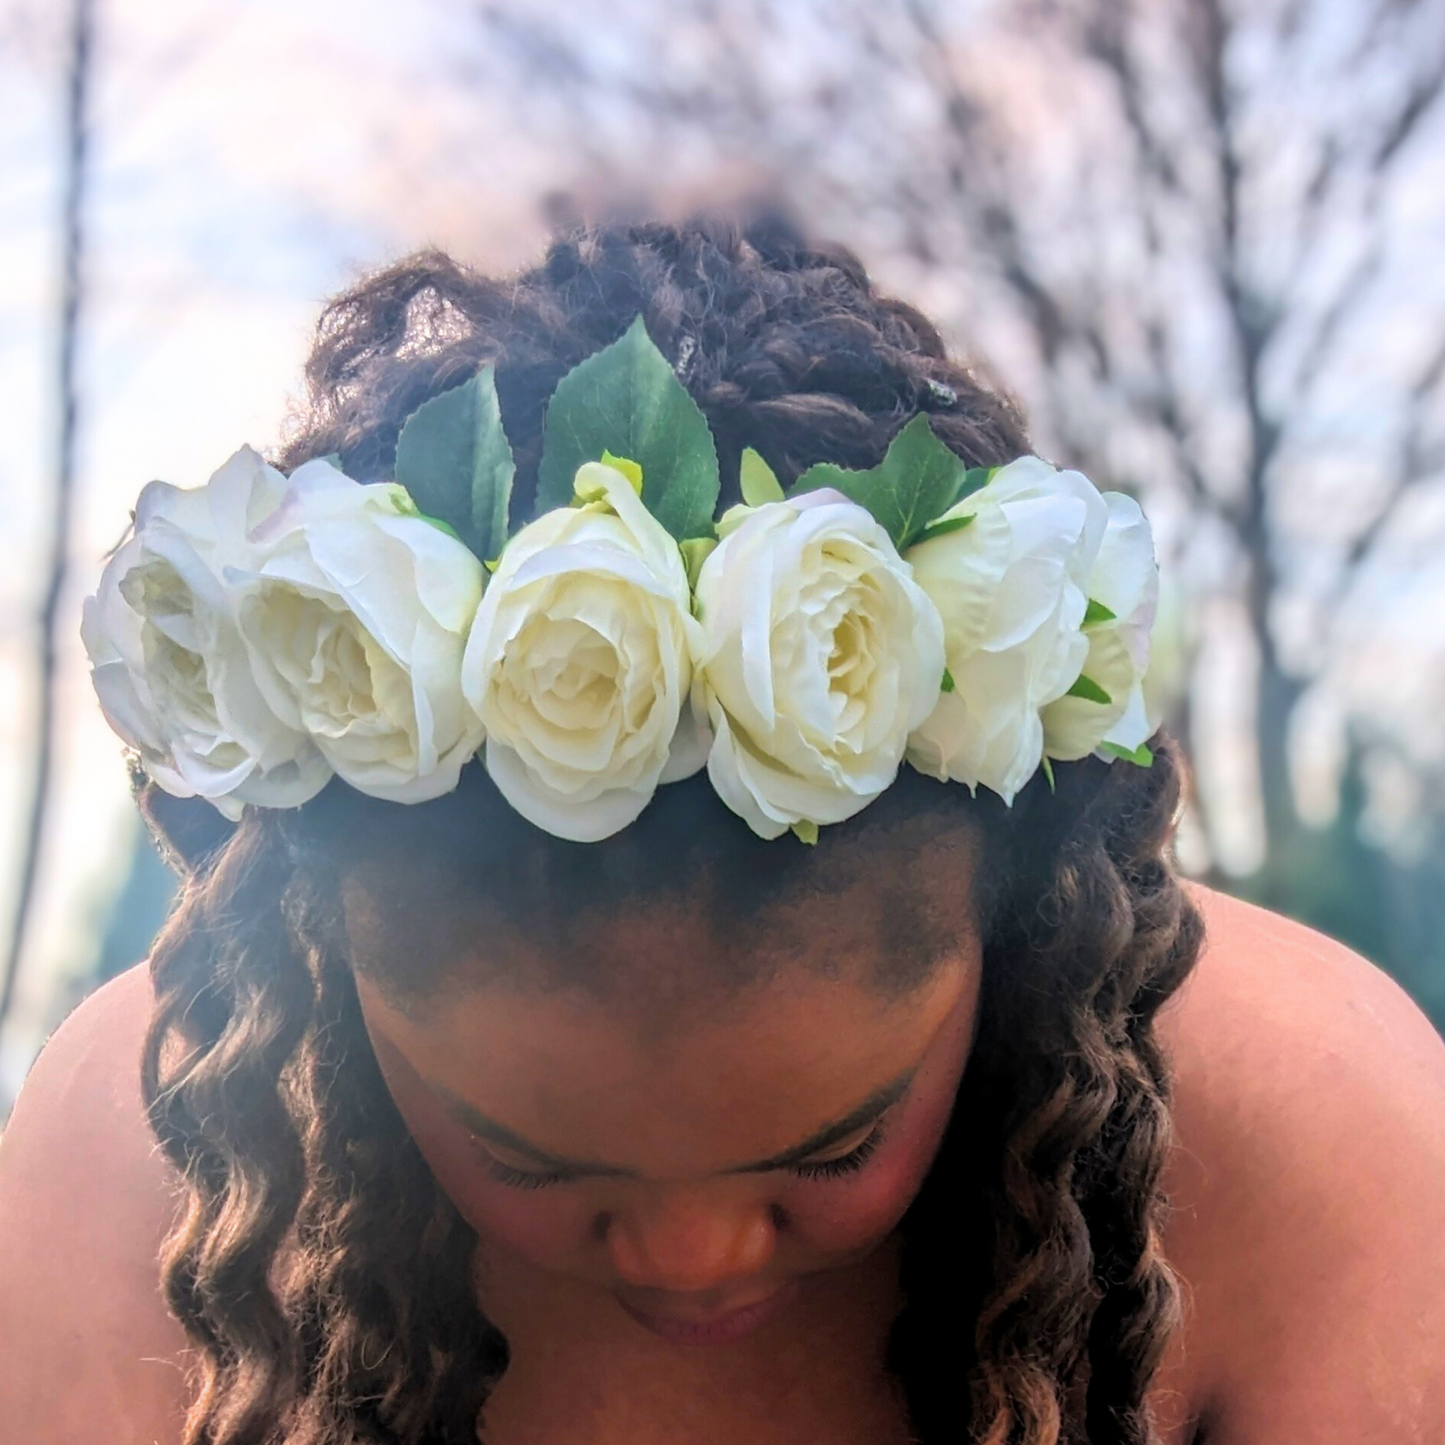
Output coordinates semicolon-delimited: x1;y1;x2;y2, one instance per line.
431;1067;918;1180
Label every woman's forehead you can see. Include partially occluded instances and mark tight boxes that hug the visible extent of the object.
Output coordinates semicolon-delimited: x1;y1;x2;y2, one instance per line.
355;951;980;1180
341;818;984;1010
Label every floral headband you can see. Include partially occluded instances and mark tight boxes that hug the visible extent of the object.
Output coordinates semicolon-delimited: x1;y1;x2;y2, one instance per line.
82;317;1158;845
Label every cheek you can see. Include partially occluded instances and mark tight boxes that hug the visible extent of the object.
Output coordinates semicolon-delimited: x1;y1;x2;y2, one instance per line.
778;1082;958;1256
452;1179;591;1270
371;1060;590;1271
777;1152;922;1256
400;1120;592;1269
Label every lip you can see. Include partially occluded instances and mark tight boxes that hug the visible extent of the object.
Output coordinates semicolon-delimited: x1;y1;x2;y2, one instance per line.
616;1279;800;1346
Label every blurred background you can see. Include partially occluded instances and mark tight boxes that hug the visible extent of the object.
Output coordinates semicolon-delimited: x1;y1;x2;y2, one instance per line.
3;0;1444;1113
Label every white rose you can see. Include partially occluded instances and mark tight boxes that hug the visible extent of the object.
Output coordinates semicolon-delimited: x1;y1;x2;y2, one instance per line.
80;445;331;820
1041;490;1160;760
693;490;945;840
230;458;486;803
904;455;1108;804
460;461;706;842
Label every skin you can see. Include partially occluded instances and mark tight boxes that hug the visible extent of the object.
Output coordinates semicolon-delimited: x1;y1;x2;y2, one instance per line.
343;834;982;1438
1;878;1443;1442
357;964;972;1422
357;969;976;1313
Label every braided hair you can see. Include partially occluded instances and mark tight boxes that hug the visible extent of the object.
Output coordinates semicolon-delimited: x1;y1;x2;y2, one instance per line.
138;215;1204;1445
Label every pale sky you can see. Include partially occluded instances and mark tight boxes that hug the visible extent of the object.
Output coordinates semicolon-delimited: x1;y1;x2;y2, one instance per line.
0;0;567;1087
2;0;1442;1088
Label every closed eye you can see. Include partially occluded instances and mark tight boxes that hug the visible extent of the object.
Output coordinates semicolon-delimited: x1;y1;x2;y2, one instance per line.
788;1115;890;1182
470;1106;897;1190
481;1154;576;1190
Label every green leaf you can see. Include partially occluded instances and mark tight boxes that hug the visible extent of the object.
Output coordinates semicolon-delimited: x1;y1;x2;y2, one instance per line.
739;447;785;506
940;667;956;693
381;484;462;541
1083;597;1118;627
394;366;514;562
1040;755;1056;793
598;451;644;494
679;536;718;590
1100;740;1154;767
958;464;996;498
716;502;753;538
536;315;720;539
915;512;977;545
1065;673;1113;705
791;819;820;845
418;513;463;542
791;414;969;550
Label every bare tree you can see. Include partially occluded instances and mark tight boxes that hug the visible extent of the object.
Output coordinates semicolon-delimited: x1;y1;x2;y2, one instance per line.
466;0;1445;883
0;0;94;1031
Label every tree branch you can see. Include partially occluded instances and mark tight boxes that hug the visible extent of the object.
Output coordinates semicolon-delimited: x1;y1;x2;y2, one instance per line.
0;0;93;1029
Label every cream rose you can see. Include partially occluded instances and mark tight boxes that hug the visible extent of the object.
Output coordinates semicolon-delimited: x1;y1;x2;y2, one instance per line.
904;455;1107;804
231;458;486;803
1041;490;1159;760
460;461;705;842
693;489;945;840
80;446;331;819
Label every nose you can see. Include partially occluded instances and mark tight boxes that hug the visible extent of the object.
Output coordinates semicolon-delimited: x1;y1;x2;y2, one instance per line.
602;1188;777;1294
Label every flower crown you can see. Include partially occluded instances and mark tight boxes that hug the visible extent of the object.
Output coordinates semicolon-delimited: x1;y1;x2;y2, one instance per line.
82;317;1159;845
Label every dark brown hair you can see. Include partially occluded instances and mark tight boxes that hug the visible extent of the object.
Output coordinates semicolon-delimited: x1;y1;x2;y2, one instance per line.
137;216;1204;1444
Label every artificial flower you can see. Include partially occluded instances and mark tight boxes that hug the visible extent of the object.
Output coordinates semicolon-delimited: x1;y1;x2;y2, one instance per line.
231;458;485;803
693;489;945;839
460;461;705;842
905;455;1107;804
81;445;331;819
1041;489;1159;760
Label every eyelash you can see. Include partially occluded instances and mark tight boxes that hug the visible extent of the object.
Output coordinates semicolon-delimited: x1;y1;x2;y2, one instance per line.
789;1117;889;1182
475;1116;891;1191
482;1157;575;1190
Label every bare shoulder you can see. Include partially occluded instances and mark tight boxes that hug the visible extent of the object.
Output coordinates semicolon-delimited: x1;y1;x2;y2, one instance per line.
1155;879;1445;1443
0;962;193;1443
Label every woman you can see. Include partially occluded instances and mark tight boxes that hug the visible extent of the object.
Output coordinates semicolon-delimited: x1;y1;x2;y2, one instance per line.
1;217;1442;1445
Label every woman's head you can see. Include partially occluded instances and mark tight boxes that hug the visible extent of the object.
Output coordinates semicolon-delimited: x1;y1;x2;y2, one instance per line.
133;214;1202;1445
326;763;985;1328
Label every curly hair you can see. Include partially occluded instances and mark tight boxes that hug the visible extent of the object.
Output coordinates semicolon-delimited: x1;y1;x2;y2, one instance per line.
135;215;1204;1445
